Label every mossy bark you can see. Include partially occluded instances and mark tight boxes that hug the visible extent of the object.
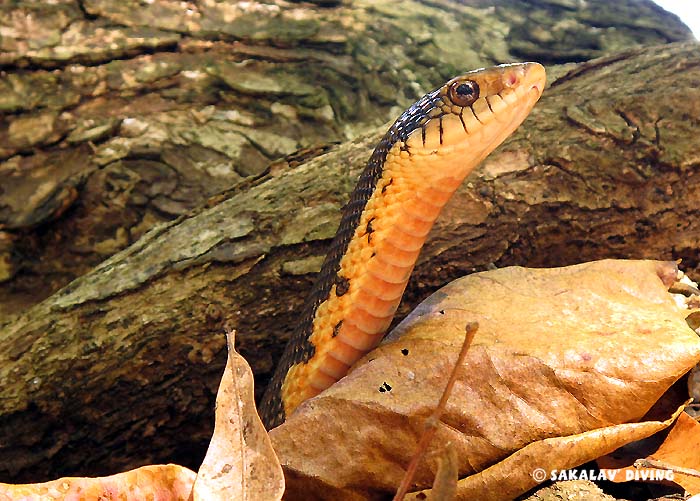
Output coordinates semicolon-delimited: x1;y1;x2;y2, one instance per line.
0;0;690;317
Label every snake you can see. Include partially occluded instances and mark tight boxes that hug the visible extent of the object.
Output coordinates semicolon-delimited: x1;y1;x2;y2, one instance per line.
259;62;546;429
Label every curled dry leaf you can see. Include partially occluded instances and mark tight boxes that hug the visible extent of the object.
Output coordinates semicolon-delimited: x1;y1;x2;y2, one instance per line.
193;330;284;500
0;464;196;501
409;403;686;500
270;260;700;500
597;410;700;494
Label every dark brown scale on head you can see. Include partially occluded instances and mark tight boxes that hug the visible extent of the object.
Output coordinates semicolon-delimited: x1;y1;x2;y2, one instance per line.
366;217;375;243
332;321;342;338
335;276;350;296
382;178;393;193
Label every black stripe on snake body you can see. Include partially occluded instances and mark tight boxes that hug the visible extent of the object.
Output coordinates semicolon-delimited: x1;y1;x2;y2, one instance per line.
259;86;445;428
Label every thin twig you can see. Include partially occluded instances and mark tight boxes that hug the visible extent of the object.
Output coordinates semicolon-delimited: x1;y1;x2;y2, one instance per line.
634;458;700;479
393;322;479;501
431;442;458;501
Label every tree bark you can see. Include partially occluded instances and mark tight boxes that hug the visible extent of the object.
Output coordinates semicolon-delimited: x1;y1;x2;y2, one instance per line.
0;0;697;484
0;0;691;318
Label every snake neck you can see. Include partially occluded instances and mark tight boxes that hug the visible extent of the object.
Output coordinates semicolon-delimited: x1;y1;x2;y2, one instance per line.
260;153;462;429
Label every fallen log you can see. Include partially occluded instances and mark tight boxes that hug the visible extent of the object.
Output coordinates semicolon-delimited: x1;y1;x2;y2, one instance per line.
1;41;699;482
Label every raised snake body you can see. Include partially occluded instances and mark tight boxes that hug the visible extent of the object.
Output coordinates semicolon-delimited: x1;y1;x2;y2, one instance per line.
259;62;546;429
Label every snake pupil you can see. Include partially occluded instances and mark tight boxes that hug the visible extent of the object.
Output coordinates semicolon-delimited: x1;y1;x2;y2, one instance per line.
456;83;473;96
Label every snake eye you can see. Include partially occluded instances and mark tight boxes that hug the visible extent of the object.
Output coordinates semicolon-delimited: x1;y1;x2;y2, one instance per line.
448;80;479;107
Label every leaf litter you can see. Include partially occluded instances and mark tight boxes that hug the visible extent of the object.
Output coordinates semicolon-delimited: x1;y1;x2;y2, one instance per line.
270;259;700;500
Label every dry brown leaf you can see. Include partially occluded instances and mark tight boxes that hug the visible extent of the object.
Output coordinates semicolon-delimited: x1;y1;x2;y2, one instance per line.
193;330;284;500
0;464;195;501
409;403;686;500
270;260;700;500
597;411;700;494
0;330;284;501
394;322;477;501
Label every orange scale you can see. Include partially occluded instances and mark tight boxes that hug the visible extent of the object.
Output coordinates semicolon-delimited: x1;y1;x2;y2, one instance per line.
337;320;383;350
393;213;434;238
344;309;393;337
418;186;457;206
386;238;422;264
360;275;409;301
359;245;375;262
331;339;365;365
353;287;398;318
400;197;443;222
319;353;350;380
367;257;412;284
309;369;337;392
384;227;427;252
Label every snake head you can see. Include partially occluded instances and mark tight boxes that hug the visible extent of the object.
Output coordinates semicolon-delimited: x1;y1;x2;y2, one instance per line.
384;62;546;182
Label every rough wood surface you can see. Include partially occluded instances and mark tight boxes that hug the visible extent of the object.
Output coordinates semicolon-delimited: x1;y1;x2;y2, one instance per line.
0;0;697;484
0;0;691;317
